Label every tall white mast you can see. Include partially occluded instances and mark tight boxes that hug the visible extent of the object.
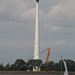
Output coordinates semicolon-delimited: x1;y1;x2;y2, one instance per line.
34;0;39;59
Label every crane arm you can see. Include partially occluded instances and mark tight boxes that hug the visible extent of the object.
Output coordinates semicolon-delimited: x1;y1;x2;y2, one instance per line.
45;48;51;63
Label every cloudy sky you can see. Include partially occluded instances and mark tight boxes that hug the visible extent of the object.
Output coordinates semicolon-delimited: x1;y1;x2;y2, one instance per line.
0;0;75;64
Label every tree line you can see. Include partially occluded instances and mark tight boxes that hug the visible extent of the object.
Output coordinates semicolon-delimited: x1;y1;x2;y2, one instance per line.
0;59;75;71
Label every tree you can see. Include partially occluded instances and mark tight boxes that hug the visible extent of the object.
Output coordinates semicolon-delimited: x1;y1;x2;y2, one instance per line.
65;59;75;71
10;64;16;71
57;60;64;71
10;59;26;71
0;63;4;71
28;59;42;66
5;63;10;71
48;61;55;71
42;61;55;71
55;59;75;72
27;59;42;71
0;59;75;71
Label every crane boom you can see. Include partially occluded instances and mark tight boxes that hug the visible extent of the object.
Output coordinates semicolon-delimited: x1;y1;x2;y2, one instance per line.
45;48;51;63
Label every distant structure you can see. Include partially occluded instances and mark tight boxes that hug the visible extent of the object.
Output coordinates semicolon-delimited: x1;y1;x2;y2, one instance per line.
34;0;39;59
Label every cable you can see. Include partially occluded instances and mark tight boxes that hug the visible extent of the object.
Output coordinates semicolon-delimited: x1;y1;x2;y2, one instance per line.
27;48;49;61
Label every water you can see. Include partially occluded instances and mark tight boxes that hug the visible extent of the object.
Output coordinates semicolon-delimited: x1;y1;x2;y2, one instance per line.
0;72;63;75
0;72;74;75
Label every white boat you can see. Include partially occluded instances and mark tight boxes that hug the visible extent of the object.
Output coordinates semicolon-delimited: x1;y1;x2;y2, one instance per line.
63;60;69;75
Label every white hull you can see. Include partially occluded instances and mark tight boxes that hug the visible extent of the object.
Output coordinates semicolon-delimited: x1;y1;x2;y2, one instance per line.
63;60;69;75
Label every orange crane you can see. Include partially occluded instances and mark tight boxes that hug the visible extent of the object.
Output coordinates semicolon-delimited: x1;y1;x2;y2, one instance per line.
45;48;51;63
43;48;51;71
45;48;55;72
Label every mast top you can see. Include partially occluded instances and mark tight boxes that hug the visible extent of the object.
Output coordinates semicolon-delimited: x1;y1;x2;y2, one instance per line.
36;0;39;3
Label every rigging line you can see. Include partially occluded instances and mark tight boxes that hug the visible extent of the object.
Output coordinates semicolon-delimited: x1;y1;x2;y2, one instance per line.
27;48;49;61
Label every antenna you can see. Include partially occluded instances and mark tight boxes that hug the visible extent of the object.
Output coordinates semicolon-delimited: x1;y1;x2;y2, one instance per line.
61;55;63;75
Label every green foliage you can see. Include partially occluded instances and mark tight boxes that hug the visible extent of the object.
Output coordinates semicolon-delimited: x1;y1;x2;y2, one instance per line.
0;59;75;71
41;61;56;71
41;59;75;72
65;59;75;71
28;59;42;66
10;59;26;71
0;63;4;70
5;63;10;71
27;59;42;71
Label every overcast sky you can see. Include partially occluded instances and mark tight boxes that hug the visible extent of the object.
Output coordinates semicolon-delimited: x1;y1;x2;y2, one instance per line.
0;0;75;65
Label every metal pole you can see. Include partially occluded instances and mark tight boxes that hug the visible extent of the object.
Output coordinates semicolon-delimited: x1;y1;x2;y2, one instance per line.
61;56;62;75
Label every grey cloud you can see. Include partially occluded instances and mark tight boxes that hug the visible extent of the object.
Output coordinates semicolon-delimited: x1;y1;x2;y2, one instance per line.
0;0;33;22
0;0;75;64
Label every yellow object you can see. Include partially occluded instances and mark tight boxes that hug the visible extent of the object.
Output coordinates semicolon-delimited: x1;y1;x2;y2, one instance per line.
33;66;40;71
